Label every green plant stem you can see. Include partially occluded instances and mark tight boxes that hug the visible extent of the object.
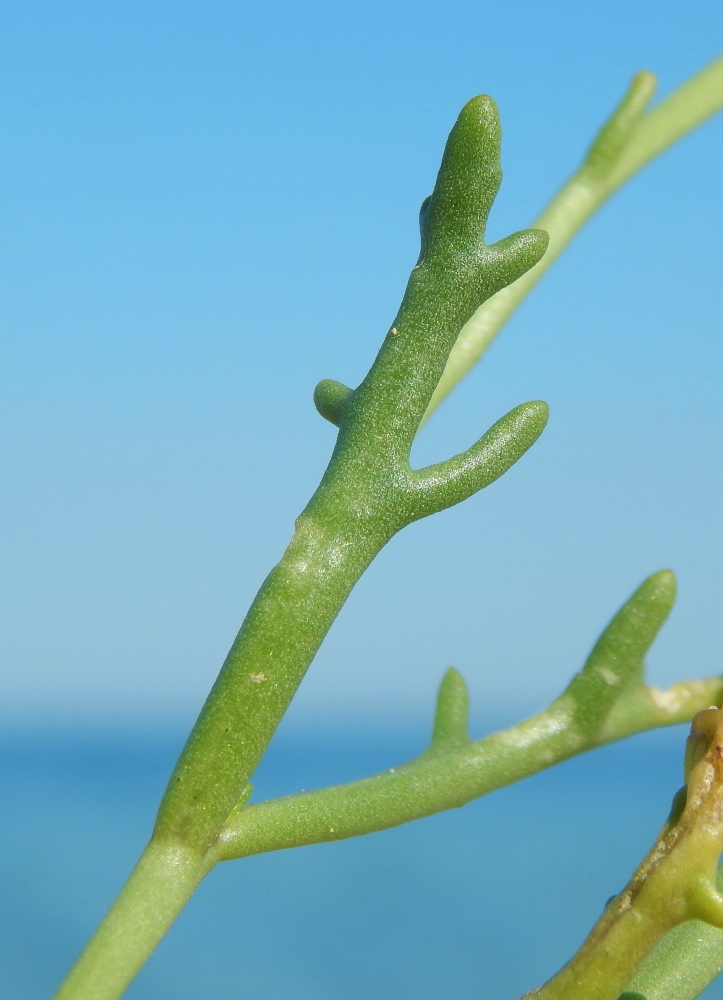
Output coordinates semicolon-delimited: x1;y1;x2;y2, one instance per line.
54;841;210;1000
153;512;389;852
424;53;723;420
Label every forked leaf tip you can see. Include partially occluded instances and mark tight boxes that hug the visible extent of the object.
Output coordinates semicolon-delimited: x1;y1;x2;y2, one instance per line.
481;397;549;457
633;68;658;92
484;398;549;462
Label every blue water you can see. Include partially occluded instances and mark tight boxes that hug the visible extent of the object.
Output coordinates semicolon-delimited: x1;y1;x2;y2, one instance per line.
2;720;722;1000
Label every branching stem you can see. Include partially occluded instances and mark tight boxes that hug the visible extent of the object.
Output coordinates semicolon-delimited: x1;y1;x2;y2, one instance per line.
209;571;717;863
210;675;723;865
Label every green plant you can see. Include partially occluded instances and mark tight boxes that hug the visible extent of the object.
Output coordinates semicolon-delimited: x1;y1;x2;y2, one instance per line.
51;54;723;1000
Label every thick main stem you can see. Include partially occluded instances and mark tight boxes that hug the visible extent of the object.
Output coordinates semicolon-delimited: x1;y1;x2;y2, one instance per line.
154;510;389;852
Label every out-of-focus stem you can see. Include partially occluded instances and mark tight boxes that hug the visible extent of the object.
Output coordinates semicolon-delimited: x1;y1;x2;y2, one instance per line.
424;54;723;420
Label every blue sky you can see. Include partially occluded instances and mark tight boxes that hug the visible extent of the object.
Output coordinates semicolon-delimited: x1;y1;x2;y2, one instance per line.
0;1;720;724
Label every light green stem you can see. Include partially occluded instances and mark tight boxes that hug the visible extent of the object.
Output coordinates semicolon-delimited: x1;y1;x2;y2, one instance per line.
424;53;723;419
53;841;210;1000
